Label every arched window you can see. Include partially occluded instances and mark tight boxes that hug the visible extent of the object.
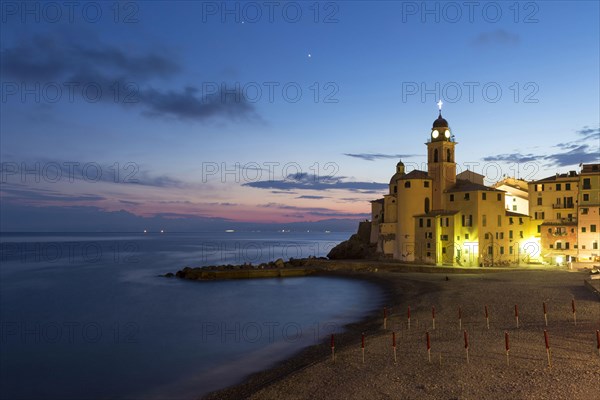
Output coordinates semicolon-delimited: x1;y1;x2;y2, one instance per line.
424;197;430;213
433;149;438;163
446;148;451;162
404;181;411;188
393;185;397;194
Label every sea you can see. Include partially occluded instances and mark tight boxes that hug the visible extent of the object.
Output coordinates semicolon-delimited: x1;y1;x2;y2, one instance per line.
0;232;384;399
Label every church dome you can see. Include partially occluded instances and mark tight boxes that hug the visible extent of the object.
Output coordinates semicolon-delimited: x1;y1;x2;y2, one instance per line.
389;172;403;184
433;112;448;128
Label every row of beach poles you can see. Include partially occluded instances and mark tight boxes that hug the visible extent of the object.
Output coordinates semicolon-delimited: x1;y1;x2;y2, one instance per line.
329;300;600;366
330;329;600;367
383;300;579;331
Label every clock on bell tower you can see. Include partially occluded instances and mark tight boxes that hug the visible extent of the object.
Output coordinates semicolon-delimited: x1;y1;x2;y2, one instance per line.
427;101;457;210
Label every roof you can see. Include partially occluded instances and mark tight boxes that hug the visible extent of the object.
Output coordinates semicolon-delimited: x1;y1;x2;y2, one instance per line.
581;163;600;174
370;198;384;204
414;210;460;217
505;211;530;218
432;111;448;128
446;179;503;193
532;171;578;183
399;170;431;180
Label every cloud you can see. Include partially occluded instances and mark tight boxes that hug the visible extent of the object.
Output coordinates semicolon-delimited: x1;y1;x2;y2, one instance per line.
243;172;387;192
472;29;520;46
482;153;540;163
259;203;369;219
545;145;599;166
1;32;256;122
1;185;105;204
344;153;419;161
296;195;328;200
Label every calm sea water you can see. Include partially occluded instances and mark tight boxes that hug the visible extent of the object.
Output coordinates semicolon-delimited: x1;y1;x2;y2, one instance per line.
0;232;384;399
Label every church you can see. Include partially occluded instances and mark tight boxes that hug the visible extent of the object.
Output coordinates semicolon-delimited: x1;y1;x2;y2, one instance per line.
369;104;540;267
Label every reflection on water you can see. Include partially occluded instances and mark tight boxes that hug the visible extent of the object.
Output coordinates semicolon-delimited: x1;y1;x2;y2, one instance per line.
0;232;383;399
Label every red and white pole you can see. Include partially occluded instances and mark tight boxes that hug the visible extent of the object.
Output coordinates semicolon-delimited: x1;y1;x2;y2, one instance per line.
514;304;519;328
464;330;469;364
426;331;431;363
361;332;365;364
458;306;462;330
331;334;335;363
485;305;489;329
432;306;436;330
596;330;600;356
543;302;548;326
505;331;510;366
392;331;397;363
544;330;552;368
407;306;411;330
571;299;576;326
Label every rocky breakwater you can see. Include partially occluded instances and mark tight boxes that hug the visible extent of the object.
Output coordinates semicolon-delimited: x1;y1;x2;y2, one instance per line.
169;256;326;281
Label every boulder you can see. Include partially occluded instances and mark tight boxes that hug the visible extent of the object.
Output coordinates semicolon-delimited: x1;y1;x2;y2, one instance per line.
327;234;376;260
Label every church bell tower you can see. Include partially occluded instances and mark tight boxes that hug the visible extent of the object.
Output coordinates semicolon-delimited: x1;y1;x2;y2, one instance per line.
427;101;457;210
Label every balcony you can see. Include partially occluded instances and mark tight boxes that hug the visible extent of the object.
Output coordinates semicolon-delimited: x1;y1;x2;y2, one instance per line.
552;203;575;209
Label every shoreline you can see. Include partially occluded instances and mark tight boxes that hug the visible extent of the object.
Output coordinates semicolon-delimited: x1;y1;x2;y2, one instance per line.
201;269;406;400
200;266;599;400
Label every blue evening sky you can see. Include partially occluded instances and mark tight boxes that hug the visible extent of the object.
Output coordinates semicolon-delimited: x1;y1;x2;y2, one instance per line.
1;1;598;229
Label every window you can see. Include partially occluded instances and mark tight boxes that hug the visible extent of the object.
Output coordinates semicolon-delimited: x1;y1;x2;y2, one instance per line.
556;242;562;249
535;184;543;192
509;217;514;225
442;247;447;254
465;233;469;239
548;228;552;233
582;208;588;215
482;193;487;200
440;218;443;227
519;231;523;238
537;198;542;205
519;218;523;225
446;149;451;162
427;243;431;248
565;242;570;250
556;184;561;191
583;178;591;189
509;230;513;239
457;236;460;241
497;193;502;201
482;215;487;227
450;194;454;202
485;233;490;239
446;217;449;226
594;242;598;250
582;227;586;233
509;247;514;254
419;218;423;228
488;246;493;255
464;193;470;200
550;244;554;249
433;149;438;163
424;197;430;213
500;247;505;255
404;181;411;188
583;194;589;201
498;215;502;227
441;235;448;241
537;225;541;233
394;186;397;193
512;205;517;211
427;252;431;257
427;219;431;227
424;181;429;188
591;225;597;232
566;183;571;190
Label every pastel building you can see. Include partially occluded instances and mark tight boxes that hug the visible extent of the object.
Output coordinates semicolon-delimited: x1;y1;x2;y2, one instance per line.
370;107;539;266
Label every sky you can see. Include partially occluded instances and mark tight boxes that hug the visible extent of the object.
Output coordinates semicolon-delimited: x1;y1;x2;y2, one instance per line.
1;1;599;231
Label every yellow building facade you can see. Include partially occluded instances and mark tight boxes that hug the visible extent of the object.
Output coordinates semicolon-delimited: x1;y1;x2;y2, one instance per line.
370;109;540;266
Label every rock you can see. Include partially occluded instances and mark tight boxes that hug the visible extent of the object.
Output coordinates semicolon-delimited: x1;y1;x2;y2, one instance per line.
274;258;285;268
164;272;174;278
327;234;376;260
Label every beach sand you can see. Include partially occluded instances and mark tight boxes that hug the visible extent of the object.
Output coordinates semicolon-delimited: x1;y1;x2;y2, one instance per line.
204;269;600;399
